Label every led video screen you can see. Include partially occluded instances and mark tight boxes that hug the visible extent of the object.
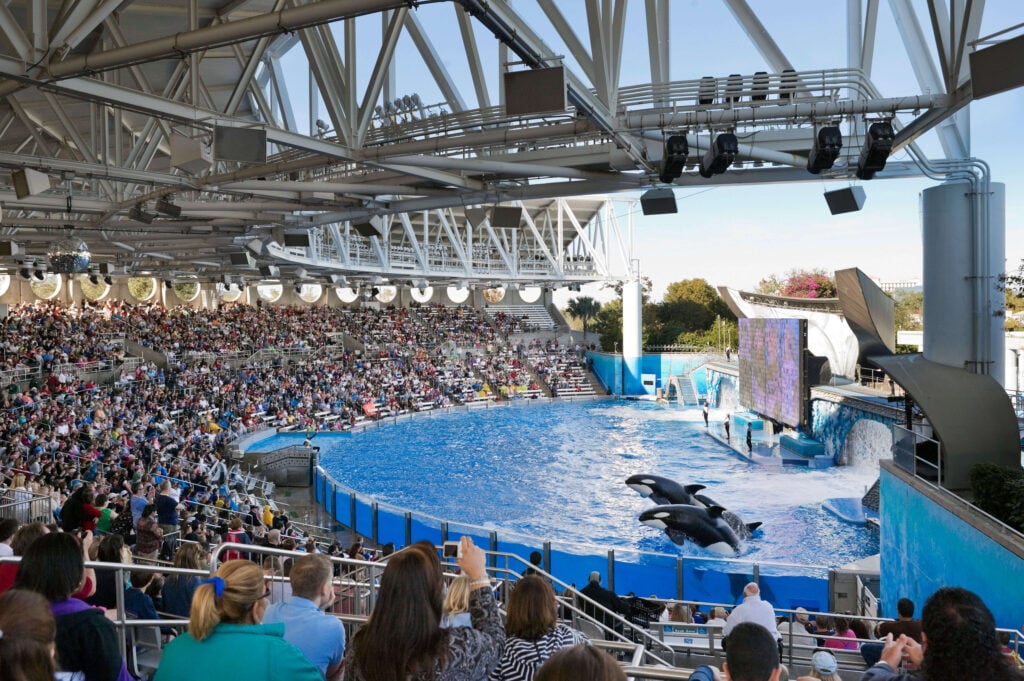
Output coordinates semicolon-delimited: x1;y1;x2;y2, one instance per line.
738;318;807;428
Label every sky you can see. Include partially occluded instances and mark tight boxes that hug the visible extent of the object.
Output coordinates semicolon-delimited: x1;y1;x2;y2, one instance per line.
276;1;1024;305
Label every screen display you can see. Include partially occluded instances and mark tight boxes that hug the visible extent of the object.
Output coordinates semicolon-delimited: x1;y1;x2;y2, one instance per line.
738;318;806;427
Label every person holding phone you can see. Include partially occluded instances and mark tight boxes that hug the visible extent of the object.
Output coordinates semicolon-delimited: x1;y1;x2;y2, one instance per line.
345;536;504;681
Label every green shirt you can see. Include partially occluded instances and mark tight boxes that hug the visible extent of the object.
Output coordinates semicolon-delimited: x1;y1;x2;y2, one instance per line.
153;622;321;681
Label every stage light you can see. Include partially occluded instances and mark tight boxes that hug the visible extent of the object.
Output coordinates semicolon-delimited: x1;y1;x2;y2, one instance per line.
154;197;182;217
856;121;895;180
103;275;113;286
32;269;45;280
129;204;155;224
699;133;738;178
659;135;688;184
18;268;31;280
807;126;843;174
88;273;100;285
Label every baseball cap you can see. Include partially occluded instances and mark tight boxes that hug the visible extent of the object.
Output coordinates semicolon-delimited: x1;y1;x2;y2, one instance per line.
811;650;838;675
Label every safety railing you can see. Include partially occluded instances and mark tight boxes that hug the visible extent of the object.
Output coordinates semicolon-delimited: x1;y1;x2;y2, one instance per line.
0;488;55;523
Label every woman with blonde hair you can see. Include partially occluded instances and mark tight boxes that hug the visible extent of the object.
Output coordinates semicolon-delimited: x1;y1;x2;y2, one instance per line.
490;575;587;681
153;560;320;681
442;573;474;628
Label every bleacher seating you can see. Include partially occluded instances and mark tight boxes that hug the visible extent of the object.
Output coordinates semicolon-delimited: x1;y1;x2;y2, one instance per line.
485;303;560;331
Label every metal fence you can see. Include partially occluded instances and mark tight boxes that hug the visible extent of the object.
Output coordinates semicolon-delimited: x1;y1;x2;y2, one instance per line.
0;488;54;523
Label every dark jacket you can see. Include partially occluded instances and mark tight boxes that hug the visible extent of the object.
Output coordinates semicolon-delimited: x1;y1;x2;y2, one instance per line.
52;598;132;681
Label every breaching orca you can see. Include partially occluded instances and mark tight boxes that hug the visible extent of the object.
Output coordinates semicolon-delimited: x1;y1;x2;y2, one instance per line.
625;474;707;506
625;473;763;537
638;504;745;556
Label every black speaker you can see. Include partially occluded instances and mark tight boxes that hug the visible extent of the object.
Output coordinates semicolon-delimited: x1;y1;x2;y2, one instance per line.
970;33;1024;99
824;186;866;215
490;207;522;228
503;66;566;115
352;216;382;238
640;188;677;215
283;232;310;248
214;126;267;164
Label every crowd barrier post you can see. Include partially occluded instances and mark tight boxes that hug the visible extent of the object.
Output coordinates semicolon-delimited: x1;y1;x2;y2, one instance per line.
371;501;379;543
488;531;498;569
608;549;616;592
349;493;357;533
676;557;684;600
440;521;449;543
404;512;412;546
542;541;551;573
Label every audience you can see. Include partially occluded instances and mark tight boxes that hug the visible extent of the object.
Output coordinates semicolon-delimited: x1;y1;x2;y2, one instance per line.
161;542;206;618
861;587;1024;681
262;553;345;680
489;575;587;681
0;588;57;681
724;622;782;681
534;645;626;681
14;532;131;681
441;574;474;629
153;560;320;681
344;537;503;681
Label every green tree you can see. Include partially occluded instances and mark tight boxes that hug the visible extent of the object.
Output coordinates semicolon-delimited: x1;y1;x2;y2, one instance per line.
755;274;783;295
592;298;623;351
565;296;602;341
893;290;923;331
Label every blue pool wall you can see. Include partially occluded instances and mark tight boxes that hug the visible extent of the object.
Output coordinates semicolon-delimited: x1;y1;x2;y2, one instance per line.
590;352;710;397
305;406;833;612
879;463;1024;629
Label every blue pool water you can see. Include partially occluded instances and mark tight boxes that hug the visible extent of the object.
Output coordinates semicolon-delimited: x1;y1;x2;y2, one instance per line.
253;400;879;567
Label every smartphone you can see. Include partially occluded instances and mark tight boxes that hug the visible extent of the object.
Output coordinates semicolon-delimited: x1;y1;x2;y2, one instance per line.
442;541;461;559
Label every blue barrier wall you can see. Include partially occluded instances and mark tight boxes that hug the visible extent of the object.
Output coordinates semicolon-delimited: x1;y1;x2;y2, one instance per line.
313;466;829;610
594;353;712;397
590;353;622;394
879;464;1024;629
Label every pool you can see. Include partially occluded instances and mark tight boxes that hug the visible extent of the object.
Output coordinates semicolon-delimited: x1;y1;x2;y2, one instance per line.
252;399;879;567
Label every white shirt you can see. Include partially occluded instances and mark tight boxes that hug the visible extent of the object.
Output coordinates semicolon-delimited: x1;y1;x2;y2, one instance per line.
0;542;13;557
722;593;781;641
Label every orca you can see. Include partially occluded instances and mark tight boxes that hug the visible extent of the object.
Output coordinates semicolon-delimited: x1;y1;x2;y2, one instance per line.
625;474;707;506
638;504;744;556
625;473;763;537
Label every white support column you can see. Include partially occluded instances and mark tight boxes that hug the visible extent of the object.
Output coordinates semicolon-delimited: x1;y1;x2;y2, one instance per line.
622;267;643;395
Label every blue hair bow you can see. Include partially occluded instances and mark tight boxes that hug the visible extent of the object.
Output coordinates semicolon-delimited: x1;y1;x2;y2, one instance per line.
201;576;225;598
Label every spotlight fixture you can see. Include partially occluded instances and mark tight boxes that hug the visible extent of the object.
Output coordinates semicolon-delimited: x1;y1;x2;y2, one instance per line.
807;126;843;174
154;197;182;217
129;203;155;224
88;273;100;285
103;275;113;286
18;267;31;280
856;121;895;180
32;268;46;281
659;135;689;184
164;279;173;289
699;133;738;178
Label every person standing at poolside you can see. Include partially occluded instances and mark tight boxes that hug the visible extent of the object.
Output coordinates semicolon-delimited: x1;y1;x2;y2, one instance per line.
724;416;731;441
746;424;753;454
703;404;709;427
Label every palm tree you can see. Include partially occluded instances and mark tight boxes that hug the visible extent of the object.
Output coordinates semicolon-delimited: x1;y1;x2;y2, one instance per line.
567;296;601;341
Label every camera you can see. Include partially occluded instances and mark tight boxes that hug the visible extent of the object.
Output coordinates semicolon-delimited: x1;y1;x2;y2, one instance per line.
442;541;461;559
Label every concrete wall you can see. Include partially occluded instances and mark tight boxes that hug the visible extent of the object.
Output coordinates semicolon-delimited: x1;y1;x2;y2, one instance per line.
879;462;1024;628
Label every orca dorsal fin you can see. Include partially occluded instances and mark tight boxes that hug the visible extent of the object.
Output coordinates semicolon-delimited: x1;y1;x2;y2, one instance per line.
684;484;707;494
746;522;763;532
706;506;726;518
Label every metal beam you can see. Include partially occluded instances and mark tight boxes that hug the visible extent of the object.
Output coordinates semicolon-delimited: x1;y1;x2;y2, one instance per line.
404;11;467;112
47;0;409;78
455;5;491;108
354;6;407;147
721;0;795;72
0;2;33;62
